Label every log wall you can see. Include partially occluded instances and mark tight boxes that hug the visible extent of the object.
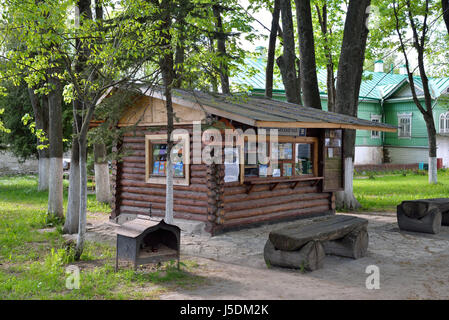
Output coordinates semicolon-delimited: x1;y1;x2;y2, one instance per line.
217;180;334;232
111;125;335;235
111;125;215;232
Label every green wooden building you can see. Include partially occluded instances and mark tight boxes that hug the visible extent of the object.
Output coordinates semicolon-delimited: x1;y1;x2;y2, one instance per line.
231;59;449;167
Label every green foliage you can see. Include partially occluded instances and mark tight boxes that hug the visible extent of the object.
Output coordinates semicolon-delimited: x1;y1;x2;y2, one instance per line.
368;0;447;77
0;81;72;160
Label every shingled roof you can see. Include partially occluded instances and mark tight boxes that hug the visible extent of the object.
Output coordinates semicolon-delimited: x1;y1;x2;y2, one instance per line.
143;87;396;132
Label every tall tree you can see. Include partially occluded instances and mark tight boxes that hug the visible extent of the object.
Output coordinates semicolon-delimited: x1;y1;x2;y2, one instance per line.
295;0;321;109
393;0;440;184
64;0;93;234
47;67;64;219
28;88;50;191
265;0;281;98
313;2;338;111
334;0;371;209
212;5;230;94
277;0;301;104
443;0;449;34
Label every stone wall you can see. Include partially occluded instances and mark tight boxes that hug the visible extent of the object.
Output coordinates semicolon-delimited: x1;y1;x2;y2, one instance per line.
0;150;38;175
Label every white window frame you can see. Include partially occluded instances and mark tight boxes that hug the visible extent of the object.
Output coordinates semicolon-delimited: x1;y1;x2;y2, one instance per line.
370;115;382;139
397;113;412;139
439;112;449;134
145;133;190;186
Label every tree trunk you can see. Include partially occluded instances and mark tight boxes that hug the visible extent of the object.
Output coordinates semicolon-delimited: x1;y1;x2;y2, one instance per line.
212;5;230;94
278;0;301;104
394;1;438;185
295;0;321;109
63;137;80;234
28;87;50;191
47;73;64;219
265;0;281;98
443;0;449;35
94;143;111;203
75;135;88;259
335;0;371;209
73;0;93;257
160;0;175;225
315;4;336;112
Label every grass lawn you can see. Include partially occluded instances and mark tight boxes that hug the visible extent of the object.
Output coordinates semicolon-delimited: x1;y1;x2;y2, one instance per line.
353;169;449;212
0;175;203;300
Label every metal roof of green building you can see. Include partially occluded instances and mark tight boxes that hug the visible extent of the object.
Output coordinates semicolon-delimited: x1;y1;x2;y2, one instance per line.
231;57;449;101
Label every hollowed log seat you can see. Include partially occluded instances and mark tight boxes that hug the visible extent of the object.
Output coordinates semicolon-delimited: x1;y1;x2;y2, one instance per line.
397;198;449;234
264;215;369;272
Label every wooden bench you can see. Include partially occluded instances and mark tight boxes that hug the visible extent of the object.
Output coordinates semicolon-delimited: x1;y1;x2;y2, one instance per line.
264;215;369;271
397;198;449;234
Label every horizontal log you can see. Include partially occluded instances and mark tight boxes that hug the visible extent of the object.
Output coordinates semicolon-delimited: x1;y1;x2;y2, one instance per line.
121;173;145;181
224;193;330;212
323;227;369;259
123;136;145;143
264;239;324;271
269;215;369;251
120;192;208;208
122;156;145;163
120;186;208;201
223;186;320;204
123;142;145;151
127;150;146;157
119;206;208;222
191;177;207;185
191;170;207;178
119;179;209;192
221;205;331;228
121;199;207;215
225;199;330;221
224;181;316;196
122;167;146;175
397;209;441;234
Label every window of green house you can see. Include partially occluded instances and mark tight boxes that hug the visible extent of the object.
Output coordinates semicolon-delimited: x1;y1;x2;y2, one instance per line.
371;115;382;139
440;112;449;134
398;113;412;138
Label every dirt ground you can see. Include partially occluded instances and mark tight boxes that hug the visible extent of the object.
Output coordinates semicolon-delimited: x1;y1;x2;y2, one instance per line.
81;212;449;300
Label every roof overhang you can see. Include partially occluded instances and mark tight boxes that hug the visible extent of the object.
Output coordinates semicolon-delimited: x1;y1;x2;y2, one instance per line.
255;121;397;132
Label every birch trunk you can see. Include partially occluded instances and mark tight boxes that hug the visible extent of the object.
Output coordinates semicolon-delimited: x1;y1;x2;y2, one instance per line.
334;0;370;209
38;154;49;191
336;157;361;210
429;157;437;184
160;0;175;225
47;74;64;219
75;136;88;259
94;143;111;203
63;138;80;234
28;88;50;191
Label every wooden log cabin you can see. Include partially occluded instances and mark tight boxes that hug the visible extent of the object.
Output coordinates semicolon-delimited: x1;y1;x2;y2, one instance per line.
103;88;396;235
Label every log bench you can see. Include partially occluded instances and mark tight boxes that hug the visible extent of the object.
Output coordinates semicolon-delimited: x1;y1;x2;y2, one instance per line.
264;215;369;271
397;198;449;234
